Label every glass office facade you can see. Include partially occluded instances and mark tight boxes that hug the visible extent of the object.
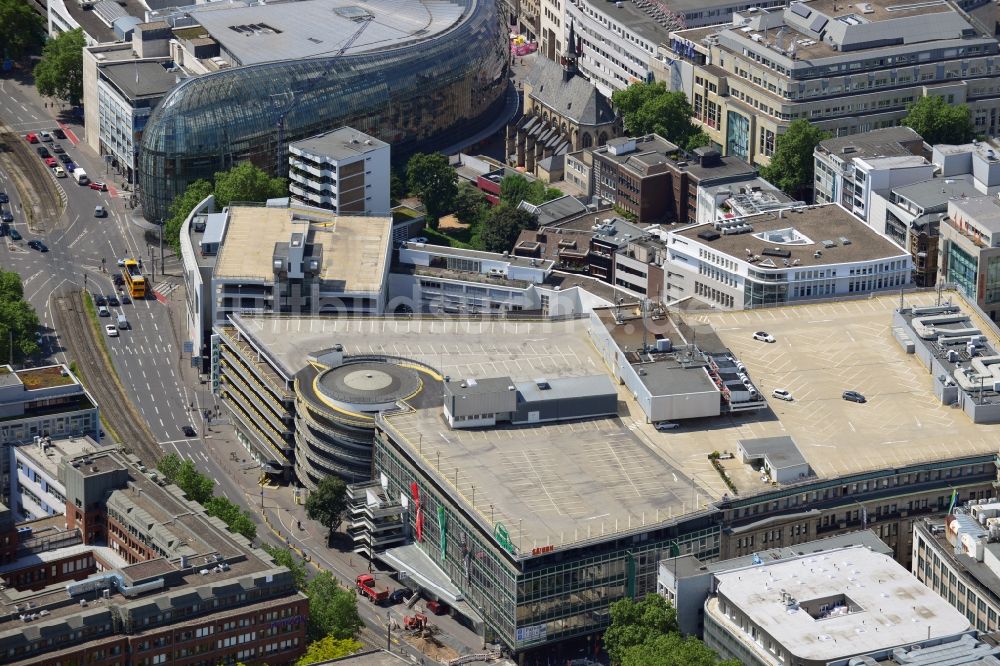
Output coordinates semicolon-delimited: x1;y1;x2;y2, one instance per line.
373;428;720;655
138;0;508;222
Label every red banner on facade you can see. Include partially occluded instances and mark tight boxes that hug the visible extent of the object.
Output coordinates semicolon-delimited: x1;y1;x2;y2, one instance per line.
411;482;423;542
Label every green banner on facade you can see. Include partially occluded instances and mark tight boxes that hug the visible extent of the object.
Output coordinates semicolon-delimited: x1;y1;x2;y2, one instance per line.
438;506;447;561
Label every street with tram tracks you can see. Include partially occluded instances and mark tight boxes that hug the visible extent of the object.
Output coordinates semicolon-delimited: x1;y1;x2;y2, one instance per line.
51;288;162;465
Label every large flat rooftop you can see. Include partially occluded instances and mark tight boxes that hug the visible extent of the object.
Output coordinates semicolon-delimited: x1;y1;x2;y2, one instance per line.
674;291;1000;491
712;545;972;663
673;204;909;268
383;399;699;554
215;205;390;293
188;0;469;65
234;315;615;387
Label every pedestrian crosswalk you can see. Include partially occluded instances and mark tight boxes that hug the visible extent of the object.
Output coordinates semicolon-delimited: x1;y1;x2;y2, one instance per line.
155;282;181;298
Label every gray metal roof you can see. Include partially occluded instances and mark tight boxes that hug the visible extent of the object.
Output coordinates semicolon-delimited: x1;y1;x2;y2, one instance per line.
101;61;179;100
738;436;807;471
523;58;615;127
291;126;388;160
517;195;587;226
891;175;975;212
817;126;923;159
515;374;616;403
188;0;468;66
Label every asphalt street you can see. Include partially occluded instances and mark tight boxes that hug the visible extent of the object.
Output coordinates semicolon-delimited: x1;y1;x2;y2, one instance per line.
0;74;196;446
0;69;489;662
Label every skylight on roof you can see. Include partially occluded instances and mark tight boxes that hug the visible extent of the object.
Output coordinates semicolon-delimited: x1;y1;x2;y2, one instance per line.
753;227;814;245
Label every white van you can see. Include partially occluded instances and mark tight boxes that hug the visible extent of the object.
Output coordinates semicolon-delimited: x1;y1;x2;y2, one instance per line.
73;169;89;185
116;313;128;330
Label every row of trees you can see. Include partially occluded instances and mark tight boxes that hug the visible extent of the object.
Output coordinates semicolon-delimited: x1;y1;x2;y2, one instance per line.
164;162;287;254
156;453;257;540
604;595;738;666
0;269;42;363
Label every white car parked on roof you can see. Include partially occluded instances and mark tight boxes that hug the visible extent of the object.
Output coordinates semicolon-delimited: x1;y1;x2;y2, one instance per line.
771;389;793;401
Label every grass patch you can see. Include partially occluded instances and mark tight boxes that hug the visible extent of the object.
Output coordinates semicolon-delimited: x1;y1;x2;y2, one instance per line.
424;226;472;249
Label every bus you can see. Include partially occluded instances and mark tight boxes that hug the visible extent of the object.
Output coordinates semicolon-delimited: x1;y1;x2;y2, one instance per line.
122;259;145;299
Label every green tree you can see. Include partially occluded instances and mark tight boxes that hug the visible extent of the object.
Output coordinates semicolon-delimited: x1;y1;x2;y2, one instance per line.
685;130;712;152
902;96;975;145
305;475;349;533
305;571;363;642
390;167;408;204
759;119;830;200
175;460;214;504
163;179;213;254
498;174;562;208
620;633;739;666
612;82;699;147
205;496;257;540
213;162;287;208
0;269;40;362
296;636;362;665
156;453;183;484
406;152;457;223
0;0;45;60
475;205;537;253
604;594;679;665
34;29;85;106
263;544;307;590
453;181;489;227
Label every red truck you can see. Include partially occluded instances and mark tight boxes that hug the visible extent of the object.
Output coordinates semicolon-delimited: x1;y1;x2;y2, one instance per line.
356;574;389;604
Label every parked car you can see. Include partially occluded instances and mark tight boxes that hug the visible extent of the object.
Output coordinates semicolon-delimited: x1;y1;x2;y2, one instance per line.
89;181;108;192
94;205;107;217
44;157;57;168
98;305;110;317
0;222;8;237
58;153;72;164
64;161;76;173
53;128;66;140
25;133;38;144
842;390;867;404
0;208;12;223
9;229;21;241
51;143;65;154
0;191;7;203
36;146;50;158
93;294;107;306
105;324;118;337
771;388;793;401
54;166;66;178
655;421;680;431
390;587;414;604
425;600;448;615
408;236;429;244
106;293;119;307
28;240;48;252
182;425;197;437
752;331;776;343
39;131;52;142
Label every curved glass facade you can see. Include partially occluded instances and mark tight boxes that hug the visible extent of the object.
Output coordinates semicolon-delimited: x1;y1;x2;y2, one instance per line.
138;0;509;221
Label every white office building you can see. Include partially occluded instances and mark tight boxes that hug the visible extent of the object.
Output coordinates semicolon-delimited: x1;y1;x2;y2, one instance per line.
288;127;391;216
389;243;613;316
12;437;103;521
665;204;912;309
704;544;976;666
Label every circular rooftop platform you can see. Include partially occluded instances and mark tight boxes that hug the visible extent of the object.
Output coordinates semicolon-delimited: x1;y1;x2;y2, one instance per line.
315;361;421;411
